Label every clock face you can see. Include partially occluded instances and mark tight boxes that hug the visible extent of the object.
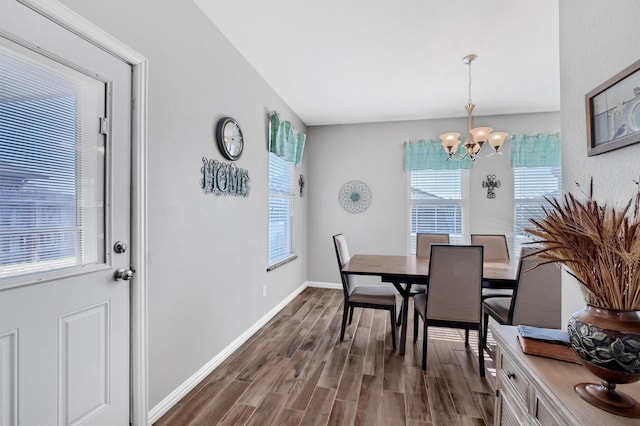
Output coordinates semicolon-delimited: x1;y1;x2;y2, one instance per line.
216;117;244;161
224;121;243;156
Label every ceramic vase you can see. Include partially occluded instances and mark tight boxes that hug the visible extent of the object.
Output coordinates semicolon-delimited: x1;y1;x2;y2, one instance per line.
568;304;640;417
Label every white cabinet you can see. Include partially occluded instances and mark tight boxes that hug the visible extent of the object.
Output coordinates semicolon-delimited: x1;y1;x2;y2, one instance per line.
491;325;640;426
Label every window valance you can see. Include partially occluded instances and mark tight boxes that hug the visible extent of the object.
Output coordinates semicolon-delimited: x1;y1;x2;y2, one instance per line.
510;133;561;168
269;112;306;167
404;139;473;170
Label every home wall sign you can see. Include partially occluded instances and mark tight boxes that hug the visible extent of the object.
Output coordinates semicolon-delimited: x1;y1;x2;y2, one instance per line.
201;157;250;196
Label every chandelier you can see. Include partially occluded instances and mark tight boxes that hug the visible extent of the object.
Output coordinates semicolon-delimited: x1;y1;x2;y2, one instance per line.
439;54;508;160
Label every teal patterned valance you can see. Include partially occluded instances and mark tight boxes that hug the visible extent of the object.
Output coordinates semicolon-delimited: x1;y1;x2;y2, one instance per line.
404;139;473;170
510;133;561;168
269;112;306;167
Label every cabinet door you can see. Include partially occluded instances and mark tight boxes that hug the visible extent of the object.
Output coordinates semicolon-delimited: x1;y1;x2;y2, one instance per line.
535;396;562;426
498;388;529;426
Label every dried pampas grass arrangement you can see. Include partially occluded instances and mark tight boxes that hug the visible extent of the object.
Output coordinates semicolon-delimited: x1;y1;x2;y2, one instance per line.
526;179;640;311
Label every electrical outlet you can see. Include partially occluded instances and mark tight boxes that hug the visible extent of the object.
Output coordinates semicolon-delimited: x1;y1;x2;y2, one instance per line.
262;285;267;298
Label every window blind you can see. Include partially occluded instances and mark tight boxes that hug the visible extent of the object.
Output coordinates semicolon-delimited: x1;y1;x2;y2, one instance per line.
0;45;104;280
513;166;562;254
268;152;294;264
409;169;464;252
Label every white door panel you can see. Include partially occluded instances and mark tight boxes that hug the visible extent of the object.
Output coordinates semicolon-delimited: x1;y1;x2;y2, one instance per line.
0;0;132;424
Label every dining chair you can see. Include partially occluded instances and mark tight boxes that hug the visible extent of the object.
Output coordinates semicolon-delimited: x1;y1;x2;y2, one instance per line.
471;234;509;262
396;233;450;326
482;247;562;349
413;245;485;375
471;234;515;300
333;233;398;349
416;233;450;258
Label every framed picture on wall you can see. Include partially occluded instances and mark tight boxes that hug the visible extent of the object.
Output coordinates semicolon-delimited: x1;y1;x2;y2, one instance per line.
586;58;640;156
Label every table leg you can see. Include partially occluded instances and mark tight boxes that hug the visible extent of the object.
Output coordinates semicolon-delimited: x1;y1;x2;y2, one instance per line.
392;282;411;355
400;293;409;355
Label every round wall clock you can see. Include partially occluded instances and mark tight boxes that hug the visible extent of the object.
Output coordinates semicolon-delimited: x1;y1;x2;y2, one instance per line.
339;180;372;214
216;116;244;161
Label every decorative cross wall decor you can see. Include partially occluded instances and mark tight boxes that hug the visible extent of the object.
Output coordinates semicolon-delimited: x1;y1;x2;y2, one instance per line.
299;174;305;197
482;174;501;199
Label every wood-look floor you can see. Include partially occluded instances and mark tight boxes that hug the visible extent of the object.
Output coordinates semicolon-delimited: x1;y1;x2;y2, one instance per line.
153;287;497;426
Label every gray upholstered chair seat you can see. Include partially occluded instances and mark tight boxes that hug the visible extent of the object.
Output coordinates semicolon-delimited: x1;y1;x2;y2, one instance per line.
413;293;427;317
349;285;397;304
482;288;513;299
482;297;511;322
333;233;398;349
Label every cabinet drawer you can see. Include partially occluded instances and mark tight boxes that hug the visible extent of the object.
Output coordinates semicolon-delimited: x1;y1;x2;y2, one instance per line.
500;352;528;405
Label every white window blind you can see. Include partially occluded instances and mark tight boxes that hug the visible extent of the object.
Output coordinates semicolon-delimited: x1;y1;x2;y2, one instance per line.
0;45;105;280
409;169;464;253
513;166;562;254
268;152;294;265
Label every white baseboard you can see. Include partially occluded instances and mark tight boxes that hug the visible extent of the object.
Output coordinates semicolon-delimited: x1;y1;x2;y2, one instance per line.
148;281;311;424
306;281;341;290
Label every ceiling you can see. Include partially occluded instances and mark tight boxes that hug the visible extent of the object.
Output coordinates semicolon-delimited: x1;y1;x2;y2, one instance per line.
195;1;560;126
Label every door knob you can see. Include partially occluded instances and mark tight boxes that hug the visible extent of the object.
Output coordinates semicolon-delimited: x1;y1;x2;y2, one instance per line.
114;268;134;281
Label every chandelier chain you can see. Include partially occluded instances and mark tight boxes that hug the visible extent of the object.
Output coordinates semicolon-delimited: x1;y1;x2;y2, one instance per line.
467;59;473;105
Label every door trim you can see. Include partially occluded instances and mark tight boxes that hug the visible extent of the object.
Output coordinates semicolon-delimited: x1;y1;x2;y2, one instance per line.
17;1;150;424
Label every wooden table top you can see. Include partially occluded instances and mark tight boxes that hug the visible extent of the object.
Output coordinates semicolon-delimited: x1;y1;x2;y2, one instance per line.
342;254;518;283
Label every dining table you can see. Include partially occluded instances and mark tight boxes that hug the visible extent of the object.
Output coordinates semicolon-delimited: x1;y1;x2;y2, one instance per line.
341;254;519;355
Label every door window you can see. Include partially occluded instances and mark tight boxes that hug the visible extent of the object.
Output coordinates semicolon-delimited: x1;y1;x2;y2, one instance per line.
0;43;106;280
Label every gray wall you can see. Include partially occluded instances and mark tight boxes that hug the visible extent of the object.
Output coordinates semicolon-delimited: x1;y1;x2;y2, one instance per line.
55;0;640;417
559;0;640;324
306;112;560;285
61;0;308;409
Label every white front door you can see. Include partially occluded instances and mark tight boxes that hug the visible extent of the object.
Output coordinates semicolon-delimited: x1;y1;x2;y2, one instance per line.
0;1;133;424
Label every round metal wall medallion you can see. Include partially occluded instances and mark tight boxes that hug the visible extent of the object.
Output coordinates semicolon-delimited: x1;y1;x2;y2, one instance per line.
339;180;372;214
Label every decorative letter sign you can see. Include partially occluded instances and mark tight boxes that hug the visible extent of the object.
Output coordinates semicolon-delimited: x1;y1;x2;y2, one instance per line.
201;157;250;196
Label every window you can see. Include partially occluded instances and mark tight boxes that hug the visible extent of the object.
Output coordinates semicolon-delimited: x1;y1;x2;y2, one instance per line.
513;166;562;255
409;169;466;253
268;152;294;266
0;44;105;280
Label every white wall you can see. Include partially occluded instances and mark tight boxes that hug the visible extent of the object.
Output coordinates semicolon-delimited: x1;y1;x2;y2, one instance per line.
61;0;308;410
306;112;560;285
559;0;640;324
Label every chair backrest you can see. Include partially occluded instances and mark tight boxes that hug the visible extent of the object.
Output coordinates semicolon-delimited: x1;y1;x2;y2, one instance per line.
333;233;356;295
427;245;484;323
416;233;450;258
471;234;509;262
509;247;562;328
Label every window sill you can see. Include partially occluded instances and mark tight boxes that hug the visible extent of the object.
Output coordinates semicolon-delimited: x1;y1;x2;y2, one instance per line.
267;254;298;272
